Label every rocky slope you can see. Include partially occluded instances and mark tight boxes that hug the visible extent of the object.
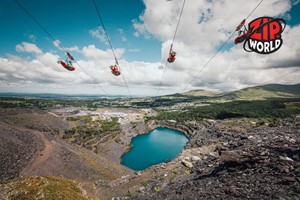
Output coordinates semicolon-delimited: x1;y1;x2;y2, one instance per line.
133;116;300;199
0;108;71;182
0;108;133;199
0;121;43;182
1;106;300;199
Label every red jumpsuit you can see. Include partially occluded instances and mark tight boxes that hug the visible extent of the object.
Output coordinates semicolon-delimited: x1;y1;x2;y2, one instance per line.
234;30;250;44
111;65;121;76
167;52;176;63
58;61;75;71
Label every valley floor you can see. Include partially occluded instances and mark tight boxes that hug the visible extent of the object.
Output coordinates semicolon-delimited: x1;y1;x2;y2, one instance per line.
1;107;300;199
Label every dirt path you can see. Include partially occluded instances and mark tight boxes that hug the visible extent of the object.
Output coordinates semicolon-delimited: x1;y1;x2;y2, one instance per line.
47;111;60;117
21;130;53;175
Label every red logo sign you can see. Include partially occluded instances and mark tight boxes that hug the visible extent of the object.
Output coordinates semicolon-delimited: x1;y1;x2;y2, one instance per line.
243;17;286;54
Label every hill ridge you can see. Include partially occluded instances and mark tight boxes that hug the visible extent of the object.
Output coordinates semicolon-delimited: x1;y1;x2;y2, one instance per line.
181;83;300;100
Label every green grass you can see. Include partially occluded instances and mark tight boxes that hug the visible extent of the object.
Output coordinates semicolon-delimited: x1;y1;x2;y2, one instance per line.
62;116;121;154
154;99;300;122
66;115;93;123
234;88;296;100
285;101;300;109
98;117;120;132
81;153;120;180
1;176;97;200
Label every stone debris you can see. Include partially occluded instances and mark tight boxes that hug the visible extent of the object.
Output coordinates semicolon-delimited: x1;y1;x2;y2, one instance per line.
133;115;300;199
191;156;201;161
181;160;193;168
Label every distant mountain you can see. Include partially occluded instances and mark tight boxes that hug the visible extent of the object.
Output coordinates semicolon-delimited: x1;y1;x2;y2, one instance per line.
226;84;300;100
181;89;221;97
181;84;300;101
259;84;300;95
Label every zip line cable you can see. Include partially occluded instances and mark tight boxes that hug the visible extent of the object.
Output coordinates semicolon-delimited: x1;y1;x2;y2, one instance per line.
15;0;64;51
245;0;264;20
92;0;132;98
157;60;169;96
182;31;236;92
157;0;186;96
92;0;116;59
15;0;266;96
72;60;107;94
182;0;264;93
263;67;300;85
171;0;186;45
15;0;107;95
240;67;300;92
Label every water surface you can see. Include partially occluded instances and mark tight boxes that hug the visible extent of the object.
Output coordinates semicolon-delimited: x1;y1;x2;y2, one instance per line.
121;127;188;171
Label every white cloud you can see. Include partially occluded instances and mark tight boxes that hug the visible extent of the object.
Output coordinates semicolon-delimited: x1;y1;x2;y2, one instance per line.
82;45;124;61
1;41;166;95
66;45;80;53
29;34;36;42
130;0;299;94
128;48;141;53
133;0;291;51
89;26;108;45
117;29;127;42
132;19;152;39
182;25;300;92
133;31;140;37
2;42;86;93
1;1;300;96
16;42;43;55
53;39;61;48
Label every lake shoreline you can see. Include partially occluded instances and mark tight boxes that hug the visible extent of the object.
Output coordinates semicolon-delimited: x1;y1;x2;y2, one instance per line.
121;127;188;171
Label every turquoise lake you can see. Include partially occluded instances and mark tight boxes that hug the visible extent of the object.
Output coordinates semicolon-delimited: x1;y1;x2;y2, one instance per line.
121;127;188;171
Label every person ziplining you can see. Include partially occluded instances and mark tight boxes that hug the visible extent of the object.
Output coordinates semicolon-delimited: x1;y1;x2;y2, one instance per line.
157;0;186;96
181;0;265;93
92;0;132;97
110;59;121;76
234;19;250;44
57;52;75;71
165;0;186;64
167;45;177;63
15;0;107;94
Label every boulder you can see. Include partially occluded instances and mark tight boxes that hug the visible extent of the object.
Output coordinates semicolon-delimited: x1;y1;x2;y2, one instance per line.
191;156;201;161
279;156;294;163
182;160;193;168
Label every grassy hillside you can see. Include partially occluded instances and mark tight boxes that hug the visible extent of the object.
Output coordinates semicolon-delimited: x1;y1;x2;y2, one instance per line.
181;89;220;97
260;84;300;94
154;99;300;122
232;87;296;100
223;84;300;101
166;84;300;107
0;176;97;200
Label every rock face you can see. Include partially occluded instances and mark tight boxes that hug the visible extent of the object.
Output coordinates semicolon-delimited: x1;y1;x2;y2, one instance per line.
0;108;132;198
133;115;300;199
0;108;69;183
0;122;43;182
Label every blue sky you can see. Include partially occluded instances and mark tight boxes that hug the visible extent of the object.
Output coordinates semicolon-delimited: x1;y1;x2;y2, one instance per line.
1;0;161;62
0;0;300;96
287;0;300;25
